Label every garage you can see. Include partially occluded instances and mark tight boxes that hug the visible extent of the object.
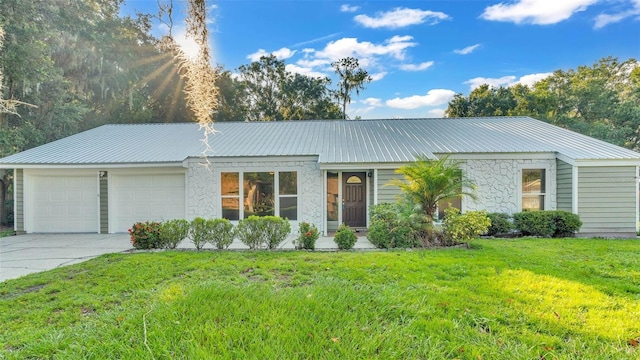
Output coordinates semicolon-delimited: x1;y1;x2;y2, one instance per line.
110;172;186;233
26;173;99;233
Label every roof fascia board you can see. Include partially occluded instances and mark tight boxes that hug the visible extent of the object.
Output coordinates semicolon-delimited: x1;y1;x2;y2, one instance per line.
184;155;319;165
0;162;185;170
319;163;403;170
572;159;640;167
437;152;557;160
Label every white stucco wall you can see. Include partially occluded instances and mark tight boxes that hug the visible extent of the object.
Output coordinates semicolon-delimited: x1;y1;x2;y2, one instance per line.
186;157;324;231
461;158;557;214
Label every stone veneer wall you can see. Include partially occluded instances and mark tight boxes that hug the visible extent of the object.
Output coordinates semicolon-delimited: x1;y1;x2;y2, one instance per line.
186;158;324;231
461;158;556;214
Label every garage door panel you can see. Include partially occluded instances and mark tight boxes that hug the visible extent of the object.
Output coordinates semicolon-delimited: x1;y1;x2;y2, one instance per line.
28;175;98;233
112;173;185;233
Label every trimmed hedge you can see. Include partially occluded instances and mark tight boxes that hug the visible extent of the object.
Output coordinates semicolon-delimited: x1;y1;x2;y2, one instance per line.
513;210;582;238
486;212;513;236
159;219;189;249
334;224;357;250
236;215;291;250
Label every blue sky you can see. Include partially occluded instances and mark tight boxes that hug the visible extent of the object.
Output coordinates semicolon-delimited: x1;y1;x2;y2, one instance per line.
122;0;640;119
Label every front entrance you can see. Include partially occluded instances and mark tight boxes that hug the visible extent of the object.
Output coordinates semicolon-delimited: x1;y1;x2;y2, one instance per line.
342;172;366;228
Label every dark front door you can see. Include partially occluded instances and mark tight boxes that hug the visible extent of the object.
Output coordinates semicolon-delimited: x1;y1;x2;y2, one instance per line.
343;172;366;228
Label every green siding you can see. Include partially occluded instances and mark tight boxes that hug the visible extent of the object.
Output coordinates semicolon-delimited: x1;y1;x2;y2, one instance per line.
556;160;573;212
99;172;108;234
578;166;637;233
15;169;24;233
377;169;402;203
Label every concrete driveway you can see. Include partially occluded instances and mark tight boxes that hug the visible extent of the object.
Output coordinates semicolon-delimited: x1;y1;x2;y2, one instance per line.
0;233;375;282
0;234;133;282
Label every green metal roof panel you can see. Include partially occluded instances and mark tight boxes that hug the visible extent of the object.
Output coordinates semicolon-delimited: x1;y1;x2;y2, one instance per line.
1;117;639;166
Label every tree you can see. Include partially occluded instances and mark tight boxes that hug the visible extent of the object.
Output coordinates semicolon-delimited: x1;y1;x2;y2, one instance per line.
444;57;640;151
237;55;342;121
331;57;372;119
388;155;477;223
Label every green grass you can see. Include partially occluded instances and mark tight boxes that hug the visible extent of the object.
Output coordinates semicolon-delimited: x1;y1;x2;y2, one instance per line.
1;238;639;359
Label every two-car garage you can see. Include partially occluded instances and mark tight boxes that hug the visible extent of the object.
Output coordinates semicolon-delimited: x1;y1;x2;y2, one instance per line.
23;169;185;233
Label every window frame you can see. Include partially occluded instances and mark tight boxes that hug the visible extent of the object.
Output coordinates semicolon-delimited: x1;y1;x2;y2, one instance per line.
519;166;550;211
219;169;299;221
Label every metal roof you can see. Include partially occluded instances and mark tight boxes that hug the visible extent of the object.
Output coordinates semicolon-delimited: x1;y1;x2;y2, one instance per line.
1;117;639;167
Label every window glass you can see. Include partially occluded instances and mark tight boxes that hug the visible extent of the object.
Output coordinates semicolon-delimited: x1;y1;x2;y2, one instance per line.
221;198;240;220
346;175;362;184
327;172;339;221
522;169;546;211
279;172;297;195
522;169;545;193
221;172;239;195
279;197;298;220
244;172;274;217
437;197;461;221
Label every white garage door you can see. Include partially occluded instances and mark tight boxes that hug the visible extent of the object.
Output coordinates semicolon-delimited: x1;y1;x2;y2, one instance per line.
111;173;185;232
29;175;98;233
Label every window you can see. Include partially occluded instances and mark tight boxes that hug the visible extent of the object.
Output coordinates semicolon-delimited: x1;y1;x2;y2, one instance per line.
221;171;297;220
522;169;546;211
437;197;461;222
327;172;338;221
279;172;297;220
221;172;240;220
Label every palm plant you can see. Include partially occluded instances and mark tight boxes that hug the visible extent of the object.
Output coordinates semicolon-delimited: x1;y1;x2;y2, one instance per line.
388;155;477;222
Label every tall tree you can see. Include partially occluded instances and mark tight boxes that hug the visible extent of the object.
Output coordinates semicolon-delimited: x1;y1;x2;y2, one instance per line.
237;55;341;121
331;57;372;119
444;57;640;150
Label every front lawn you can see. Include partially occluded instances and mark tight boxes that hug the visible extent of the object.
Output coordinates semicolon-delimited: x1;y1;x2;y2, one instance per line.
1;238;639;359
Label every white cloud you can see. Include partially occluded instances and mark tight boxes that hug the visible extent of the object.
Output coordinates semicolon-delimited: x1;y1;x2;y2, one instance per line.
465;76;517;90
464;72;553;90
594;0;640;28
354;7;450;29
517;72;553;87
313;36;417;67
399;61;434;71
247;47;296;62
427;108;447;118
481;0;598;25
340;4;360;12
454;44;481;55
370;72;387;81
362;98;383;107
284;64;328;78
386;89;456;109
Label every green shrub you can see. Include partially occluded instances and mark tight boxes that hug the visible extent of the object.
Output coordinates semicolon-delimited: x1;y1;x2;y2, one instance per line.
334;224;357;250
486;213;513;236
514;210;582;238
128;221;162;249
236;216;264;249
262;216;291;249
443;208;491;244
368;203;420;249
159;219;189;249
235;216;291;250
295;222;319;250
189;217;215;251
552;211;582;237
208;218;235;249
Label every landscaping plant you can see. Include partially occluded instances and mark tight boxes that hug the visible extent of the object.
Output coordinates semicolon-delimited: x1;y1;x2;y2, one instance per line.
159;219;190;249
388;154;477;222
334;224;357;250
368;203;420;249
261;216;291;249
513;210;582;238
189;217;215;250
443;207;491;244
208;218;235;249
128;221;162;249
486;212;513;236
235;216;264;249
295;222;319;250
